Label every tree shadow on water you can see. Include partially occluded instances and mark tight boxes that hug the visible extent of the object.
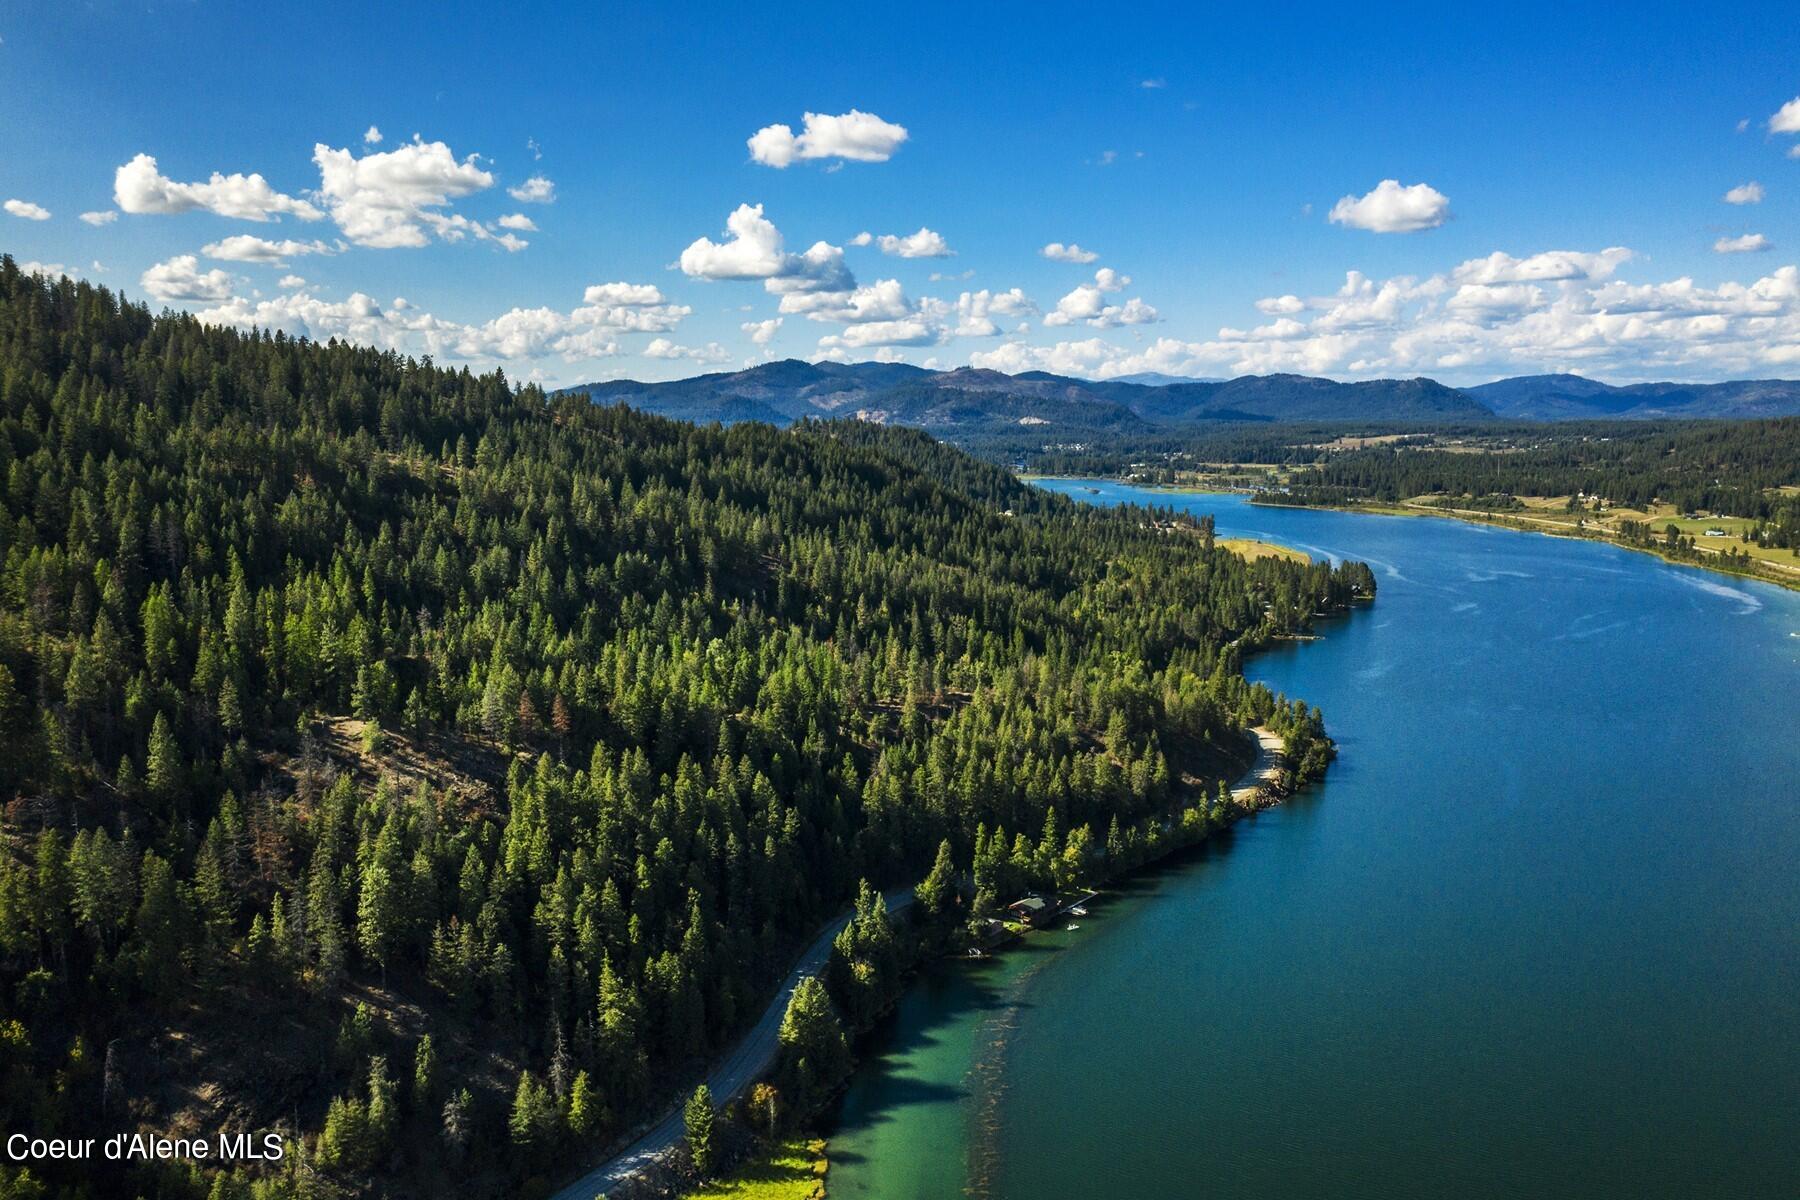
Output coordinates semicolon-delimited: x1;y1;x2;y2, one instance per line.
822;1071;971;1137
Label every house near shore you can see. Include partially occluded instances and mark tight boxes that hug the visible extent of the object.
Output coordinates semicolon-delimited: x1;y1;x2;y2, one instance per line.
1006;895;1053;926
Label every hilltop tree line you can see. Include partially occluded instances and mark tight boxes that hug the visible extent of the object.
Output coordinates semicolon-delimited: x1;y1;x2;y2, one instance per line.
0;259;1361;1199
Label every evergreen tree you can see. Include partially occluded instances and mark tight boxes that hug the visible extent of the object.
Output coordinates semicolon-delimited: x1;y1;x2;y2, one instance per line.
508;1070;560;1170
916;839;959;927
144;712;183;813
683;1083;715;1177
412;1035;438;1109
776;976;850;1106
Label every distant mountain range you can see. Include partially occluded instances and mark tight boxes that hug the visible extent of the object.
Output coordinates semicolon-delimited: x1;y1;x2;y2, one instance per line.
562;361;1800;433
1462;374;1800;420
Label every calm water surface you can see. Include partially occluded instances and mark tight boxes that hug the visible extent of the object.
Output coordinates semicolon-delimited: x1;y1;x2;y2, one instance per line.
826;483;1800;1200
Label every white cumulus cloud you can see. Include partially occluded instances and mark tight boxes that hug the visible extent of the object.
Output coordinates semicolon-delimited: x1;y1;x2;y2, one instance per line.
679;203;854;294
874;227;953;258
312;138;497;248
1450;247;1633;285
1044;268;1155;327
643;337;730;363
363;125;383;145
779;278;913;323
141;255;235;302
115;153;323;222
1723;181;1764;205
748;110;909;168
1769;97;1800;134
1714;233;1772;254
742;317;783;344
947;288;1037;336
509;175;556;203
583;282;667;306
201;235;338;265
815;317;938;350
5;199;51;221
1328;179;1450;233
498;213;538;231
80;210;117;226
1041;242;1099;263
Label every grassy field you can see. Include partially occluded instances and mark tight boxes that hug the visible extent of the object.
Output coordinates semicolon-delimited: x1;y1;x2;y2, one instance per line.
1217;536;1311;564
685;1138;828;1200
1421;496;1800;572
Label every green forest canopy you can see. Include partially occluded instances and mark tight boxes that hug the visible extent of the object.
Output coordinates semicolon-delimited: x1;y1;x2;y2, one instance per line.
0;259;1367;1198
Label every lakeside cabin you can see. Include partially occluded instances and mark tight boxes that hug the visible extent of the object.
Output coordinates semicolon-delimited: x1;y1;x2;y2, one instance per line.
1006;895;1054;927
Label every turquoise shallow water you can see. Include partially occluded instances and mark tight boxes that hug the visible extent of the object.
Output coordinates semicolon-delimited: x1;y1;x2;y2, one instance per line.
826;483;1800;1200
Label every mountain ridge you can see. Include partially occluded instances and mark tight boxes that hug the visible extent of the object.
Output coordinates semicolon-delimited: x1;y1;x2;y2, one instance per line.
560;360;1800;430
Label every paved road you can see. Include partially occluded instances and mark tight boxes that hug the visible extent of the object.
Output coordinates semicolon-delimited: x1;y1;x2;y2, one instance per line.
551;888;915;1200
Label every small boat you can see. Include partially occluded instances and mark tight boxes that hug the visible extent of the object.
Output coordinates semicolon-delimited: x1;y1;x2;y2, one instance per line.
1065;923;1081;931
1068;906;1088;917
967;947;985;958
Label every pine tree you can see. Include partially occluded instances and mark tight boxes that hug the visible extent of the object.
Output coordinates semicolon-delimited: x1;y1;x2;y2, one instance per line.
508;1070;560;1168
684;1084;715;1176
367;1056;398;1147
566;1070;600;1141
412;1035;438;1109
144;712;183;812
194;829;235;947
916;839;958;926
357;837;406;983
776;975;850;1105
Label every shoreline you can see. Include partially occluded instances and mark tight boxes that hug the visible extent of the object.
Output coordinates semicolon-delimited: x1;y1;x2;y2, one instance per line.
1024;474;1800;595
1252;496;1800;594
666;725;1297;1200
810;725;1294;1196
955;726;1287;960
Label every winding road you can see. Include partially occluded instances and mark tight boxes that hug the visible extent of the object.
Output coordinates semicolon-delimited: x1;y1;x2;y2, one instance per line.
550;888;914;1200
551;727;1281;1199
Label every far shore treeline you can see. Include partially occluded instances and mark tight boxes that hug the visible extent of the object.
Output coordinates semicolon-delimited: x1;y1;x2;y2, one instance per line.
1022;419;1800;545
0;260;1368;1199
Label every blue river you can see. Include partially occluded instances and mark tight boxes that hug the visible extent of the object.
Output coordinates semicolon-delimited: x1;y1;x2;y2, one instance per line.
824;482;1800;1200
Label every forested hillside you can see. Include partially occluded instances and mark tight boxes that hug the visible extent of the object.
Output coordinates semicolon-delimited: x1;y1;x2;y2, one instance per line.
0;259;1365;1199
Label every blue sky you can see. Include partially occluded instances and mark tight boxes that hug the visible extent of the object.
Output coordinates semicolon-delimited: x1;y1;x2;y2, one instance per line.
3;0;1798;385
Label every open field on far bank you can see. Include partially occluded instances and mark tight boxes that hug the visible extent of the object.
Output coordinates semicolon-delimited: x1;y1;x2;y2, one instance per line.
1337;495;1800;589
1425;495;1800;572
